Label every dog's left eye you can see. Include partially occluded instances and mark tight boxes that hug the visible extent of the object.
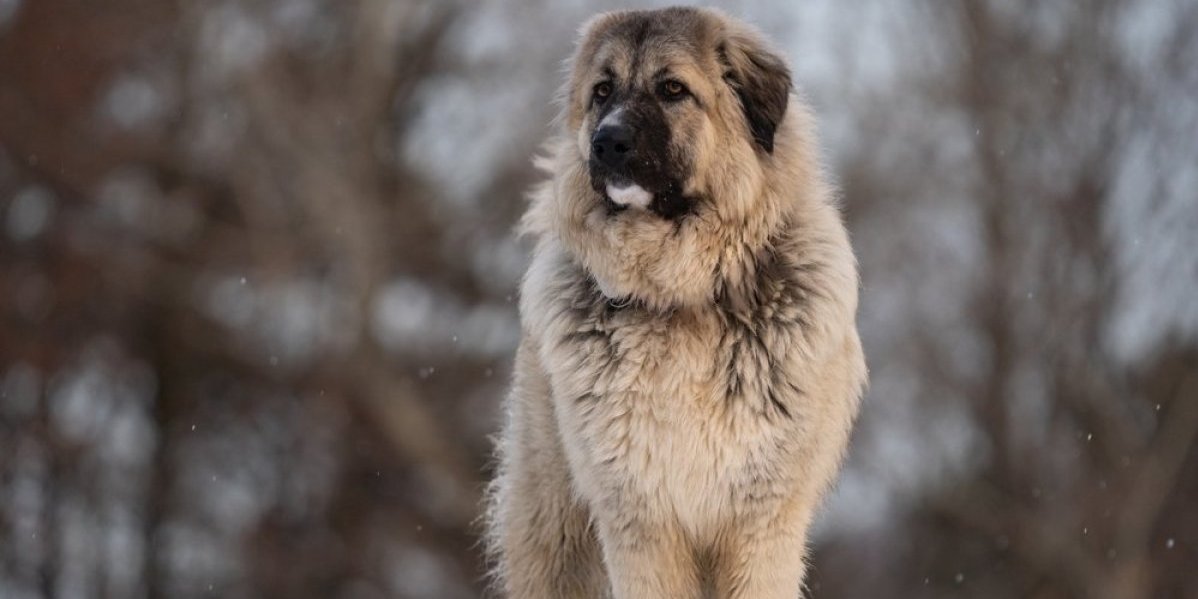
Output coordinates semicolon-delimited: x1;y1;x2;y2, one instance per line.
659;80;689;101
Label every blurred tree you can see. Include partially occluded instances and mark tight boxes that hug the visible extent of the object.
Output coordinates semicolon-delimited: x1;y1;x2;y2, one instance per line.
810;1;1198;598
0;1;508;597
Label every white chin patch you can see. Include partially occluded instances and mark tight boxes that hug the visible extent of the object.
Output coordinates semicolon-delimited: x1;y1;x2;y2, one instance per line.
605;182;653;209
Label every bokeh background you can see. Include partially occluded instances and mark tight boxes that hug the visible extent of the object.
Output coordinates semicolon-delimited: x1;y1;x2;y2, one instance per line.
2;0;1196;597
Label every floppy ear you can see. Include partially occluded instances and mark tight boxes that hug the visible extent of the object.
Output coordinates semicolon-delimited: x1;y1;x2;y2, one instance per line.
719;32;791;154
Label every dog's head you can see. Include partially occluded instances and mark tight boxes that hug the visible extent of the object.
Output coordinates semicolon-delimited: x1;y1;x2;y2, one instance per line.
531;8;807;310
567;7;790;219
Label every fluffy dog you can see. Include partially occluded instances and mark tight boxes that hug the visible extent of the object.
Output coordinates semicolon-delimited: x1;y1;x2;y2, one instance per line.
486;7;867;598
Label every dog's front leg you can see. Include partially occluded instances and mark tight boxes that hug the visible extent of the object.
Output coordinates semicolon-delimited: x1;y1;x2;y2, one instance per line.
714;500;816;599
596;515;700;599
488;342;607;598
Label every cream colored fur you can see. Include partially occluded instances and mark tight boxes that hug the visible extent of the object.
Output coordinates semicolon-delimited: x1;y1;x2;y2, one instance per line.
486;8;866;598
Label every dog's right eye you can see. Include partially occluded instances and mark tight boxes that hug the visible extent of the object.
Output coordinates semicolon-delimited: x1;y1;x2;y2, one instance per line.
593;82;613;104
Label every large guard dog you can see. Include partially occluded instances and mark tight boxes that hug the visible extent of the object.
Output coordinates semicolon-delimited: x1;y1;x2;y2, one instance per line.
486;7;866;598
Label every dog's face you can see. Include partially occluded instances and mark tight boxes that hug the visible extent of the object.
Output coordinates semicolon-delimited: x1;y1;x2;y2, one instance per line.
565;7;791;221
535;8;800;310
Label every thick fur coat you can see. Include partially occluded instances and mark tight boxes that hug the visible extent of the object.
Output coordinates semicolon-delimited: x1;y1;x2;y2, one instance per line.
486;7;867;598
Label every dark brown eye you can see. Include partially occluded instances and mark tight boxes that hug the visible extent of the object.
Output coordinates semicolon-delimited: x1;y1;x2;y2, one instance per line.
593;82;613;103
660;80;688;100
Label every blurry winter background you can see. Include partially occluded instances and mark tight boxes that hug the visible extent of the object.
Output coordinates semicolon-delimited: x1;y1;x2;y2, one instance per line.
1;0;1196;598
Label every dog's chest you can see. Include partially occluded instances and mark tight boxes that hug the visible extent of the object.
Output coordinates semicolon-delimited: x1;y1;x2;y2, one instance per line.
542;294;790;530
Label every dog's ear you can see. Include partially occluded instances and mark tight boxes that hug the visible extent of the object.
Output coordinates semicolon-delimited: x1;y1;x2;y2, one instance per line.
718;31;791;154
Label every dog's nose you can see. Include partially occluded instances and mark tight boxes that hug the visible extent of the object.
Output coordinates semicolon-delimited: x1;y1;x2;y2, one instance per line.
591;124;636;170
